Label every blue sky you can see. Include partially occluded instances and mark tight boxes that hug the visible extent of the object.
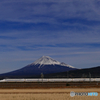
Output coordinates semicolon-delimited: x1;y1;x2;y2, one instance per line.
0;0;100;73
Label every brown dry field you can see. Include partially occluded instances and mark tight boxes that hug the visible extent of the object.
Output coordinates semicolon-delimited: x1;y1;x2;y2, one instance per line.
0;82;100;100
0;82;100;88
0;88;100;100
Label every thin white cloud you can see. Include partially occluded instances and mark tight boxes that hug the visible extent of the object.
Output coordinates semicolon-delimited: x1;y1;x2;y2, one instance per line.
0;0;100;23
0;29;100;48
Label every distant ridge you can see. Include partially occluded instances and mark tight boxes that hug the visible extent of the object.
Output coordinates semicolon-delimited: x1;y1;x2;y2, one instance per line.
45;66;100;78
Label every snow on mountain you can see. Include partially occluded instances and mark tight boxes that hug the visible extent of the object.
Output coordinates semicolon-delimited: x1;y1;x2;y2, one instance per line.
31;56;74;68
32;56;60;65
60;62;74;68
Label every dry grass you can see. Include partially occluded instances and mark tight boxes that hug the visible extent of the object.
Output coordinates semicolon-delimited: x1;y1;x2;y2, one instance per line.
0;88;100;100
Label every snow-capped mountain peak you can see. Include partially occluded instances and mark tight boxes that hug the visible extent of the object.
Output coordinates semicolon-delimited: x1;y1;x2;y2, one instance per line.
32;56;60;65
32;56;74;68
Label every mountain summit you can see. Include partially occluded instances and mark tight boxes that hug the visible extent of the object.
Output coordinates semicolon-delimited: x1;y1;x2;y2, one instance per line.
32;56;60;65
0;56;76;78
31;56;74;68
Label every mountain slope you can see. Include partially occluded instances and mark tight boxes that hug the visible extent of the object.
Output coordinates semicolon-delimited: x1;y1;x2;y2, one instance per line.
0;56;76;78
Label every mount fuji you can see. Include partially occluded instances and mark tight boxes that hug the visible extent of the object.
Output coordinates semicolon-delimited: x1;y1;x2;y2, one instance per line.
0;56;77;78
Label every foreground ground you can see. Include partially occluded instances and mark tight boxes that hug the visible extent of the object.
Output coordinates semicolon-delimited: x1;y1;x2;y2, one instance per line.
0;88;100;100
0;82;100;100
0;82;100;88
